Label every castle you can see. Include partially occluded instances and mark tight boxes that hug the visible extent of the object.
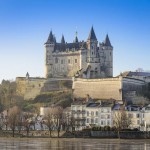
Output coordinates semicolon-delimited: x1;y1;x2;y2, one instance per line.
45;27;113;79
16;26;149;101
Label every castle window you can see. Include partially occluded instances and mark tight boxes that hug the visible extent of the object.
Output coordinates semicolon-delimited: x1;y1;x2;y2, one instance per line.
68;59;70;64
92;52;93;55
87;111;89;116
87;118;89;123
61;60;63;64
75;59;77;63
110;52;111;56
55;57;58;63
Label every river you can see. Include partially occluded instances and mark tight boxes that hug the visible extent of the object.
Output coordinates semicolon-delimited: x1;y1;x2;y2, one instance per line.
0;138;150;150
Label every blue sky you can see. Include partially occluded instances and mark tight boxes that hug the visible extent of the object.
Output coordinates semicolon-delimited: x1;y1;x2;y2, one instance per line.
0;0;150;82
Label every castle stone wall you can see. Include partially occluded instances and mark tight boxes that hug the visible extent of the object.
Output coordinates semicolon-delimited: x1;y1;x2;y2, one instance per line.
72;77;122;100
16;77;72;100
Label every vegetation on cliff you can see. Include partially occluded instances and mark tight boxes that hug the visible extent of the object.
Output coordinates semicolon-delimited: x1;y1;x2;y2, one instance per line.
0;80;73;113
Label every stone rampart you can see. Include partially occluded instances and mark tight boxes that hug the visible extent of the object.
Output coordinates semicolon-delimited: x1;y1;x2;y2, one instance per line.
16;77;72;100
72;77;122;100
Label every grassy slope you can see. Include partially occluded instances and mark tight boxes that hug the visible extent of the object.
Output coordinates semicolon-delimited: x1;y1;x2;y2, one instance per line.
19;91;73;113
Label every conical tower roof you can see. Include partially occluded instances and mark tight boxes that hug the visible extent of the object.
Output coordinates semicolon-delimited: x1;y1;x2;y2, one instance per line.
74;31;78;43
87;26;97;40
61;35;65;44
45;30;54;44
104;34;112;47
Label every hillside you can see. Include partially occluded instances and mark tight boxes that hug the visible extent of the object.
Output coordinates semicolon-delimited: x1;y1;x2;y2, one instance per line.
18;91;73;113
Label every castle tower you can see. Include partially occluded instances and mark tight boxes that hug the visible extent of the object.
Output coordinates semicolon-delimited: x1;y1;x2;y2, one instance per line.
44;30;55;78
86;26;100;78
101;34;113;77
74;31;78;43
61;34;65;44
26;72;29;80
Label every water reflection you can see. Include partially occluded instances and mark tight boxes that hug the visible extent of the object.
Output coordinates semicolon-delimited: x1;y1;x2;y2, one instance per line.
0;138;150;150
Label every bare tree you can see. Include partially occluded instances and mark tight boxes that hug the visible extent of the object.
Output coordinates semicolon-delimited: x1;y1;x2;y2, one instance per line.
54;106;63;138
22;112;33;136
113;109;132;138
0;113;4;130
7;106;21;137
43;108;55;137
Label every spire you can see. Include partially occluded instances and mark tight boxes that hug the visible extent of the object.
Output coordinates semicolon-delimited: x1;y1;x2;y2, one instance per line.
53;35;56;43
45;30;54;44
74;31;78;43
104;34;112;47
26;72;29;79
61;34;65;44
87;26;97;41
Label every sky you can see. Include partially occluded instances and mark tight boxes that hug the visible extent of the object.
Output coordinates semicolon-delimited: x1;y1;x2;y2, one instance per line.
0;0;150;82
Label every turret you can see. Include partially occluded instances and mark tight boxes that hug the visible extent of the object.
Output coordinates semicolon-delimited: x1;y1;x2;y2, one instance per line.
104;34;112;47
102;34;113;77
85;26;100;78
74;31;78;43
87;26;98;62
26;72;29;80
44;30;55;78
61;34;65;44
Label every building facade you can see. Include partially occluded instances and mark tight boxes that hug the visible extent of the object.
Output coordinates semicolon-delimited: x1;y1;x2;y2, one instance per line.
45;27;113;79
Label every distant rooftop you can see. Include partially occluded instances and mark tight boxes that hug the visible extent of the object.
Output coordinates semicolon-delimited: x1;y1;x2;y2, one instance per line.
121;71;150;77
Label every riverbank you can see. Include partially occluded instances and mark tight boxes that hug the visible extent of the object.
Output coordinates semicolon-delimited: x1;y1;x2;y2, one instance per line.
1;130;150;139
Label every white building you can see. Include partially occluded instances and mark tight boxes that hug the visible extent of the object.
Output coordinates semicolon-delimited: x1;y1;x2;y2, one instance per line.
70;100;114;130
71;100;86;130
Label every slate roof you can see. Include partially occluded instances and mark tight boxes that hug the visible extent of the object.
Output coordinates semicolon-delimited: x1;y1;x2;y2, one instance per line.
103;34;112;47
45;31;54;44
121;71;150;77
128;72;150;77
54;42;87;52
74;36;79;43
86;103;100;107
61;35;65;44
87;26;97;40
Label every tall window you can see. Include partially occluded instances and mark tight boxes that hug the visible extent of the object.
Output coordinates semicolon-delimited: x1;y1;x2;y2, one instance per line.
91;119;94;124
96;111;98;116
136;114;140;118
91;111;94;116
87;111;89;116
87;118;89;123
61;60;63;64
68;59;70;64
75;59;77;63
55;57;58;63
95;118;98;123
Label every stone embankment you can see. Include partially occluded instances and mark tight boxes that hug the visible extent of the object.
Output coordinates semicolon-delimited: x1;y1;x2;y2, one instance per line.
1;130;150;139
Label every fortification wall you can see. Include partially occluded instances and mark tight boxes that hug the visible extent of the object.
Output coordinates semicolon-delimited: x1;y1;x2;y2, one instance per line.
72;77;122;100
16;77;46;100
16;77;72;100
